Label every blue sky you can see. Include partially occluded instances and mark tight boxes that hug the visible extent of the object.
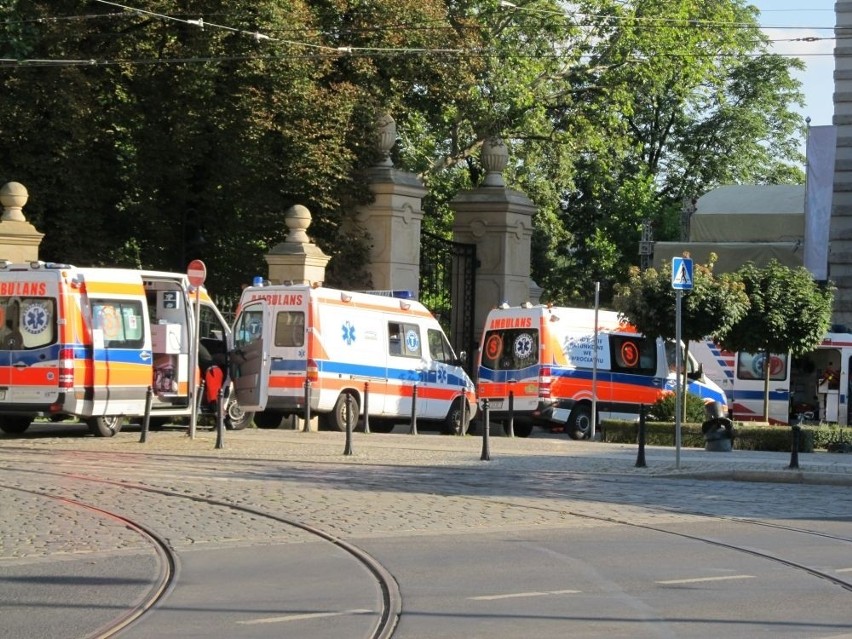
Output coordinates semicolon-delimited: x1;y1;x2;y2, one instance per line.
751;0;836;126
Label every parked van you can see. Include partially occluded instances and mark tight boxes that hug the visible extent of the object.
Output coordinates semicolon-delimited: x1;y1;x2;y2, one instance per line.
229;284;477;433
476;304;727;438
692;332;852;426
0;261;252;436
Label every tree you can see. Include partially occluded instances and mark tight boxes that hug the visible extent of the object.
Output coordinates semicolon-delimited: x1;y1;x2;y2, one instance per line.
546;0;805;304
613;255;749;418
718;261;835;421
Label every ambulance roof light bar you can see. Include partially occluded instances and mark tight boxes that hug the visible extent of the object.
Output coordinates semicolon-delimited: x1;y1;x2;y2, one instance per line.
362;289;417;300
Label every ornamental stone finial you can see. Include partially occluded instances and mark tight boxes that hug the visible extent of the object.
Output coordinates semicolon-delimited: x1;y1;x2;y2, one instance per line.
376;112;397;166
481;137;508;187
0;182;29;222
285;204;312;244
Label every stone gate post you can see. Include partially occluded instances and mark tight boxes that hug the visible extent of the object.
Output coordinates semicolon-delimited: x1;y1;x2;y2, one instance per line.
0;182;44;262
450;138;539;345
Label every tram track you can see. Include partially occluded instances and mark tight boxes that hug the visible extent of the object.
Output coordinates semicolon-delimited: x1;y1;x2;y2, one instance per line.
0;483;178;639
2;446;852;637
0;464;401;639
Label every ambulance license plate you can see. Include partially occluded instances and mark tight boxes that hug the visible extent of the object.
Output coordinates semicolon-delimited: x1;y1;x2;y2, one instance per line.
486;399;503;409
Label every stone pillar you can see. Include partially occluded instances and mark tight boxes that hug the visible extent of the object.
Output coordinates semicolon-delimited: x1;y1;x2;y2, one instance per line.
451;138;537;345
355;113;426;295
264;204;330;285
0;182;44;262
832;2;852;327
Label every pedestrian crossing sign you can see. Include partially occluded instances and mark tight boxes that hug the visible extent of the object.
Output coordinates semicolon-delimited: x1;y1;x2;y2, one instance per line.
671;257;693;290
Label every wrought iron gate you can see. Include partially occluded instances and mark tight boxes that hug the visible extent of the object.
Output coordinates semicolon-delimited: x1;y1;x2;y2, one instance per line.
419;232;477;371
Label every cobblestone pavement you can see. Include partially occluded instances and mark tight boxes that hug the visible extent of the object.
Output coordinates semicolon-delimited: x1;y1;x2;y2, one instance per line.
2;428;851;563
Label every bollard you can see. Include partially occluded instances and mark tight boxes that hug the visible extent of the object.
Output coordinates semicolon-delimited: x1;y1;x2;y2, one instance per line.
140;386;153;443
303;378;312;432
215;385;225;449
481;399;491;461
363;382;370;434
459;394;467;436
635;404;647;468
788;422;801;469
343;391;354;456
409;384;418;435
506;390;515;438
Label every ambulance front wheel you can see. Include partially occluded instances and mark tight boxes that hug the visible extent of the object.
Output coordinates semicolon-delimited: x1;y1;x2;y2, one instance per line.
86;416;123;437
443;399;470;435
225;398;253;430
567;405;592;440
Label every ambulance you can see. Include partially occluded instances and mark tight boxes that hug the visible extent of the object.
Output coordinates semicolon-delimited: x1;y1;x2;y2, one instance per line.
476;304;727;438
229;283;477;434
0;261;253;436
692;332;852;425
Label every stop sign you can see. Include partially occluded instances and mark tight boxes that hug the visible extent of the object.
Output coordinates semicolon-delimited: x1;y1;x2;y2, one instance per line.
187;259;207;287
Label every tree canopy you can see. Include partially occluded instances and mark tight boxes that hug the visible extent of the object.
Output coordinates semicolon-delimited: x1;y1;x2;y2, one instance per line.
0;1;808;301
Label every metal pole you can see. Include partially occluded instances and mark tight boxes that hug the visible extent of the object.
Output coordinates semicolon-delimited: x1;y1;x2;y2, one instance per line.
506;390;515;438
675;289;683;469
459;393;467;436
788;422;801;469
591;281;599;440
140;386;153;443
635;404;647;467
189;285;202;439
344;391;353;456
303;378;311;432
363;382;370;434
481;399;491;461
215;384;225;449
409;384;418;435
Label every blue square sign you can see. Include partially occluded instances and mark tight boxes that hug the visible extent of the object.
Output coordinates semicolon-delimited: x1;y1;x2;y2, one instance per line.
672;257;693;290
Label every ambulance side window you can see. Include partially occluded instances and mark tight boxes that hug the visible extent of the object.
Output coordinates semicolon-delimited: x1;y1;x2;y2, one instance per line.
198;304;227;341
428;328;455;364
92;300;145;349
610;335;655;376
274;311;305;347
234;308;263;348
737;351;787;381
1;297;57;350
388;322;421;358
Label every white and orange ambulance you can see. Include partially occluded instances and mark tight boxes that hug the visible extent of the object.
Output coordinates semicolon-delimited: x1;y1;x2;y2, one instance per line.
0;261;252;436
692;332;852;425
229;283;477;433
476;304;727;438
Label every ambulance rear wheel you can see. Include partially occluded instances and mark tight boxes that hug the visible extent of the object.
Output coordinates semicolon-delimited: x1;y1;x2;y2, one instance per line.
509;421;534;438
0;417;32;434
254;411;283;429
324;393;359;431
86;416;123;437
567;405;592;440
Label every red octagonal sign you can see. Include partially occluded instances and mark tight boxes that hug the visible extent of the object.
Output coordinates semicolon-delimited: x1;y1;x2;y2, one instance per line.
187;259;207;287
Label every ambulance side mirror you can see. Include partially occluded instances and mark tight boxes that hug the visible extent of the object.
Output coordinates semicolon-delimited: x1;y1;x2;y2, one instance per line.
687;362;704;381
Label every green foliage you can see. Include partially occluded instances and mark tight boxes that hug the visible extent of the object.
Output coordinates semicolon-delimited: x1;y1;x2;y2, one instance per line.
613;256;749;344
647;392;708;423
0;0;808;304
721;261;835;357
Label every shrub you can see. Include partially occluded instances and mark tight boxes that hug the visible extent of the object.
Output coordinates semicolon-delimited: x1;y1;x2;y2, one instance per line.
648;392;708;423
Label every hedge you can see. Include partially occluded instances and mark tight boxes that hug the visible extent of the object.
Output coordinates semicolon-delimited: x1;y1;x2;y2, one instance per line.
601;419;816;453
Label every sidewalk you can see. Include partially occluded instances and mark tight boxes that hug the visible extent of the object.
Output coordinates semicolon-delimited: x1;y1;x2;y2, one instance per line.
5;426;852;486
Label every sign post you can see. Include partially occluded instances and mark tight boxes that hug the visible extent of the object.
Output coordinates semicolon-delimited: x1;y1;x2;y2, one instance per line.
671;256;693;469
187;259;207;439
